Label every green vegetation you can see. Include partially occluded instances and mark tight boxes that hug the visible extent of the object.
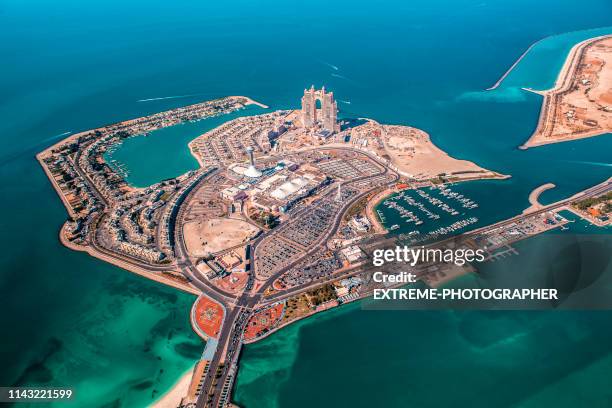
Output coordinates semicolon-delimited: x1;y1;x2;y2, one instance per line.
282;295;311;322
306;284;336;307
344;195;369;221
251;210;279;229
573;192;612;211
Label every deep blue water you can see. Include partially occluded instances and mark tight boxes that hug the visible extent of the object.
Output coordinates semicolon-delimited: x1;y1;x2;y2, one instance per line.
1;0;612;407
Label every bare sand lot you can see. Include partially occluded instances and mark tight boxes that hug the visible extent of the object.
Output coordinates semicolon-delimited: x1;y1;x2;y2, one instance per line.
382;125;493;178
523;35;612;148
349;121;504;180
183;218;259;256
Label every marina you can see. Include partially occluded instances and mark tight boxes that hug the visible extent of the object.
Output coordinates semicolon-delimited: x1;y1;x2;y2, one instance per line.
379;185;482;240
4;1;612;407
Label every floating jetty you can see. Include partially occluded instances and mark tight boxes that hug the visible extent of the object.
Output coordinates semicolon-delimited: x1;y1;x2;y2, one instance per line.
382;185;482;239
427;216;479;239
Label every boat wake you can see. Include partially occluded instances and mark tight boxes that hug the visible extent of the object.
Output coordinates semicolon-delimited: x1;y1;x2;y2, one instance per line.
319;60;339;71
566;160;612;168
0;131;73;168
137;94;199;102
41;131;72;143
331;73;349;80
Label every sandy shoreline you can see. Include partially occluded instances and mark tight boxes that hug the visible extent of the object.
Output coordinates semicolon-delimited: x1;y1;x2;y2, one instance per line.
231;95;269;109
365;187;398;233
38;154;200;297
58;223;200;295
36;95;264;159
521;34;612;149
358;120;508;181
151;365;195;408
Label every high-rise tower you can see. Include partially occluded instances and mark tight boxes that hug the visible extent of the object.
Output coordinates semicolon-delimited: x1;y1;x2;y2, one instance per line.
300;86;339;133
320;87;338;133
301;86;317;128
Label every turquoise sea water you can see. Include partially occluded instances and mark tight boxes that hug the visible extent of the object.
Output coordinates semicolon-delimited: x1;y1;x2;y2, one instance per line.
1;0;612;407
104;105;266;187
234;214;612;408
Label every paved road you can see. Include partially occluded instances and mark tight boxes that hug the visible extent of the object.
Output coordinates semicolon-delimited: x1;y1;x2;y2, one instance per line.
189;153;609;408
191;149;399;407
72;134;610;408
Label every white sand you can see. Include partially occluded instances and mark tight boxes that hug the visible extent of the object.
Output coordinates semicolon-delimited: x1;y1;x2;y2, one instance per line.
151;366;194;408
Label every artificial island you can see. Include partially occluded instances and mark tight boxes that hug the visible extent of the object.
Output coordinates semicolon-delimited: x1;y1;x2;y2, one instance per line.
38;85;611;407
522;34;612;148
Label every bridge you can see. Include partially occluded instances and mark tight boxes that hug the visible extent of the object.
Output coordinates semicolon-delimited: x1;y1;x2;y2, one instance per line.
181;173;611;407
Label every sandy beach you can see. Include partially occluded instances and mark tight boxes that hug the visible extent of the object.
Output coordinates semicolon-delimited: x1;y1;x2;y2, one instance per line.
365;187;398;232
347;120;507;181
59;224;200;296
152;366;194;408
521;35;612;148
230;95;270;109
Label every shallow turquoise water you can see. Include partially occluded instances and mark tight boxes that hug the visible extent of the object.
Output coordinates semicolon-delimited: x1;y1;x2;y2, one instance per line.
104;105;265;187
234;211;612;408
1;0;612;407
0;155;203;407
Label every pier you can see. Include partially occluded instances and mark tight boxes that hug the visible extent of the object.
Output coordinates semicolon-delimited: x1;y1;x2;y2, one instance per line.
524;183;556;213
486;37;547;91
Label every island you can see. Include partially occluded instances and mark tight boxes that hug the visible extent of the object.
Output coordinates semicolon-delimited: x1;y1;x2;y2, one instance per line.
521;35;612;148
37;87;611;408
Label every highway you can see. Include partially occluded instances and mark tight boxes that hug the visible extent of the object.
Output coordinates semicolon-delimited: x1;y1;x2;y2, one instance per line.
184;156;609;407
47;98;611;408
188;148;398;407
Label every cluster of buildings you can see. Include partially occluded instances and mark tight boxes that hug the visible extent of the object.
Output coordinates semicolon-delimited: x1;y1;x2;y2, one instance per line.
103;182;177;263
199;249;247;281
42;153;98;218
570;192;612;225
40;98;243;265
189;112;289;167
340;245;366;264
220;152;330;214
250;165;329;213
333;276;363;298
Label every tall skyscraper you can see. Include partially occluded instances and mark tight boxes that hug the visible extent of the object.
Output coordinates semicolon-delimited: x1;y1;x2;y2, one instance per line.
300;86;339;133
301;86;317;128
320;86;339;133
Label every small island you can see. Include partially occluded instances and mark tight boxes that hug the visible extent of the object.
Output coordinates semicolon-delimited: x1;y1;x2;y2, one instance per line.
37;86;611;408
